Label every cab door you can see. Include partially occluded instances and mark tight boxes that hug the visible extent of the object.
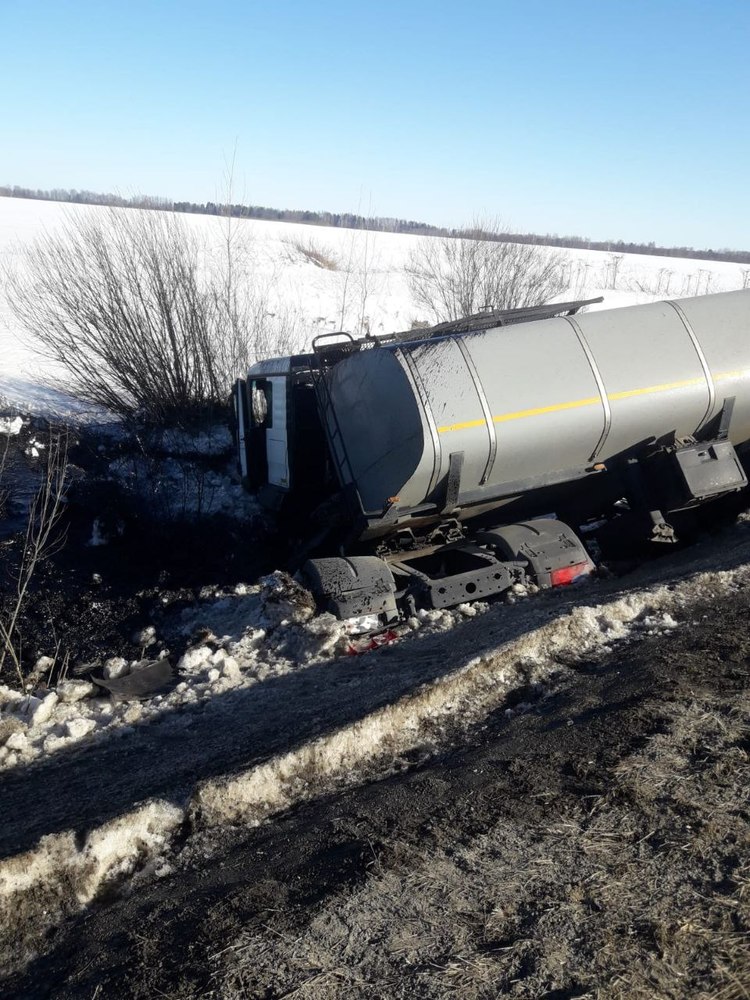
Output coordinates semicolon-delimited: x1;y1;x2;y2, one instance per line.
265;376;290;489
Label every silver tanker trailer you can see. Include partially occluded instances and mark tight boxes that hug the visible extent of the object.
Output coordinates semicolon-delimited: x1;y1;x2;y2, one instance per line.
232;289;750;622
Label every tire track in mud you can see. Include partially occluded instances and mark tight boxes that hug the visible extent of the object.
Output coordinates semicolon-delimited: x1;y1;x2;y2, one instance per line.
2;523;750;984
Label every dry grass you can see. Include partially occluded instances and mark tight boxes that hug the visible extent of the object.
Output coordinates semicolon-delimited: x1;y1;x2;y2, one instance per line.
216;677;750;999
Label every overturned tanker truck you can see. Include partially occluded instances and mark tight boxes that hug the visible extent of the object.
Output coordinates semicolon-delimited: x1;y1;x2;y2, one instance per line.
232;290;750;623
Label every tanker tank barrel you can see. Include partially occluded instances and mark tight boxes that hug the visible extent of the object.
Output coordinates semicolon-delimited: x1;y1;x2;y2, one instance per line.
234;289;750;620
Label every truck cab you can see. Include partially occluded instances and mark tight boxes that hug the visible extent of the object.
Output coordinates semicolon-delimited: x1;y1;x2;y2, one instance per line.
233;353;330;514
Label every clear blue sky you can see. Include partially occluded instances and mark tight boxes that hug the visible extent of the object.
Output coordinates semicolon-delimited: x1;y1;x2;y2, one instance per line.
2;0;749;249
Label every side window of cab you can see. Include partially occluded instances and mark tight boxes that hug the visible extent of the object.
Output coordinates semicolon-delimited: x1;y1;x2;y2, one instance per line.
251;379;273;428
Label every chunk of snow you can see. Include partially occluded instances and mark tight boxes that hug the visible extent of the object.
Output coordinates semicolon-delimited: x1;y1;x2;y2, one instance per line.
27;692;58;728
345;614;382;635
65;718;97;740
0;685;24;710
88;519;107;546
135;625;157;647
57;680;96;703
103;657;129;680
43;732;68;753
178;645;213;673
5;731;30;753
0;415;23;436
122;703;143;725
221;657;241;682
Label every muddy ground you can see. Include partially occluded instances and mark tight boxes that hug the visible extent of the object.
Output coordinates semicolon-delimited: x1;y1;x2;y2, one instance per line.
3;581;749;1000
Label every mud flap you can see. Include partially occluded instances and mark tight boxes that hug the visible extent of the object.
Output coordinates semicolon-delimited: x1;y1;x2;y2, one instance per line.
301;556;399;621
476;519;594;588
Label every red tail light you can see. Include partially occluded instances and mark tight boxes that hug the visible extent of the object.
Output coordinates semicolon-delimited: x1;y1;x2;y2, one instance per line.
550;561;592;586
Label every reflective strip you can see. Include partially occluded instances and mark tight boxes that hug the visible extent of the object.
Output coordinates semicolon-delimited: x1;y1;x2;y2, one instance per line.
606;376;705;401
436;371;749;435
437;396;599;433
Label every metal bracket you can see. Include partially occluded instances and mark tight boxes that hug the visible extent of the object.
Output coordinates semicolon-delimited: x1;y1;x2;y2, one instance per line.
696;396;736;443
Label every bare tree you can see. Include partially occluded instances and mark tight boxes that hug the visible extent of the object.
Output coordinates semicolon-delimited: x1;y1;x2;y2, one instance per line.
0;430;69;686
5;207;300;423
406;219;567;323
606;253;624;290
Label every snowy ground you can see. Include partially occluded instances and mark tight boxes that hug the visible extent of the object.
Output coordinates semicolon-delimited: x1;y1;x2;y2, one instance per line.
1;196;749;415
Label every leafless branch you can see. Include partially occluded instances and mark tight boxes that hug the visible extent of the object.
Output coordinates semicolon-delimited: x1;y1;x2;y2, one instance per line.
406;217;567;323
0;430;69;686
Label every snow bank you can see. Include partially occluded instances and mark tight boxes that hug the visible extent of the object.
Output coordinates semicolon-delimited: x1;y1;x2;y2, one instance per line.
0;800;184;977
0;573;486;772
189;580;706;828
0;568;495;774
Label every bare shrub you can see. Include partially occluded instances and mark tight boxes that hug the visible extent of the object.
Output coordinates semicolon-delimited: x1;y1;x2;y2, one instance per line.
0;430;69;686
234;282;307;364
337;224;384;335
284;235;339;271
5;208;298;424
406;218;567;323
605;252;624;290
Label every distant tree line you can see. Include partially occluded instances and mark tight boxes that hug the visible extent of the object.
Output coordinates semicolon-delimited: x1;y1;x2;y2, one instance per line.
3;183;749;264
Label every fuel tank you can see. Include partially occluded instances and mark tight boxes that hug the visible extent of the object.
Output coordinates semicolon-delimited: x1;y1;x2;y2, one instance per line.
323;290;750;527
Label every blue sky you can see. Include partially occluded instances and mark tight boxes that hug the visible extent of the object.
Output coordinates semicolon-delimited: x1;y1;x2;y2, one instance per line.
2;0;749;249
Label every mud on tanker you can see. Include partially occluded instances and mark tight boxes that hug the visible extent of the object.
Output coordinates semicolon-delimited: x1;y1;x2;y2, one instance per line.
232;290;750;623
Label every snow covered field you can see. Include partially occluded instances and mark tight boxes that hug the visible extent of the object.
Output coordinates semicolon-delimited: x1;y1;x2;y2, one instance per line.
1;196;748;415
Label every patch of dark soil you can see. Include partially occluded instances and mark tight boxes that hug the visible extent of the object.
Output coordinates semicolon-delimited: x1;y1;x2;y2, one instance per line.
0;419;275;687
8;591;750;1000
